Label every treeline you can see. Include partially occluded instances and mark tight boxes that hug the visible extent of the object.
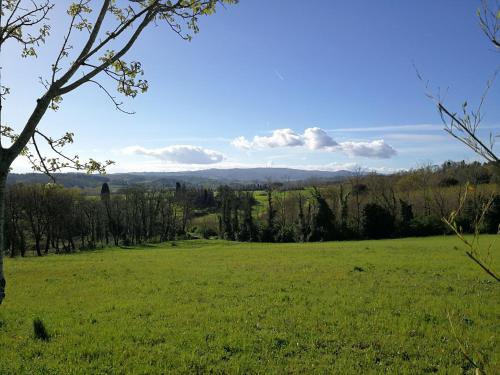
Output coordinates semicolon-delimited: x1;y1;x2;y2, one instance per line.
196;160;500;242
4;161;499;256
5;182;216;256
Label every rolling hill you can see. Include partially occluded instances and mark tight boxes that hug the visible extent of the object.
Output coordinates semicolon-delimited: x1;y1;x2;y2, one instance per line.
7;168;354;189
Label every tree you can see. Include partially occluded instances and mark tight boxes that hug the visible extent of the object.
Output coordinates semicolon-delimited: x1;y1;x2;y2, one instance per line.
399;199;414;237
262;185;276;242
420;1;499;165
0;0;237;304
425;0;499;282
308;188;336;242
349;167;367;235
426;3;500;371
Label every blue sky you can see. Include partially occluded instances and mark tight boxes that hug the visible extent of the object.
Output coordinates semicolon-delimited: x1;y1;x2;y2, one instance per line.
3;0;499;173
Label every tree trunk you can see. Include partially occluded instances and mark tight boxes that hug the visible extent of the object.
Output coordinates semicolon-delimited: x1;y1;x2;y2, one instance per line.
45;235;50;254
0;172;8;305
35;237;42;257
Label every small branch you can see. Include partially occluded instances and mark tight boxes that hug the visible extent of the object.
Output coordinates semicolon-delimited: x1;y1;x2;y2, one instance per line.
87;79;134;114
30;134;55;182
446;310;482;373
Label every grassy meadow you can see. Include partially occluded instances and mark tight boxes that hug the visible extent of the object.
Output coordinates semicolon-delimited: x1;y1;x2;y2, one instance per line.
0;236;498;374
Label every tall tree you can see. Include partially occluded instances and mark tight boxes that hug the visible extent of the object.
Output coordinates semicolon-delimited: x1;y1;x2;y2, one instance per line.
0;0;237;304
309;188;337;242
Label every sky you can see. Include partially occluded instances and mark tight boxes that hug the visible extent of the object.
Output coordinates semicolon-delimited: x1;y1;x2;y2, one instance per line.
2;0;499;173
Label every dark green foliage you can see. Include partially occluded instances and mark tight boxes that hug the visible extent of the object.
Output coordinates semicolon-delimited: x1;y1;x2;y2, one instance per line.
200;227;218;239
308;188;337;241
483;195;500;233
100;183;110;200
438;177;459;187
399;199;414;236
238;193;259;242
352;183;368;195
216;186;237;240
262;187;277;242
409;216;445;237
362;203;395;239
33;318;50;341
296;194;310;242
275;224;296;243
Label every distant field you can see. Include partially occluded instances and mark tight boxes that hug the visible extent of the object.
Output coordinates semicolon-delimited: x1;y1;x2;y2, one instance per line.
0;237;498;374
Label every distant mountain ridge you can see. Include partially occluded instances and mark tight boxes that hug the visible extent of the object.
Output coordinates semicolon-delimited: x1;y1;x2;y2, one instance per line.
7;168;354;189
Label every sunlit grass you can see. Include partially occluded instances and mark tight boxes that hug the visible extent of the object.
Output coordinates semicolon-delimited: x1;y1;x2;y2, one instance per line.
0;236;498;373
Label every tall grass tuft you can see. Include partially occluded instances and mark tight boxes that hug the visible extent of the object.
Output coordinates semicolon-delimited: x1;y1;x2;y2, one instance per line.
33;318;50;341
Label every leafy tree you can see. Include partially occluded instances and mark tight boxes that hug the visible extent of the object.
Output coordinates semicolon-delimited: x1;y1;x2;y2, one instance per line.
0;0;237;304
238;193;258;242
296;193;310;242
100;183;110;200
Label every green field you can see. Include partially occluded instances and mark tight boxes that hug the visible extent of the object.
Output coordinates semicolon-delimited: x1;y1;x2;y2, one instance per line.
0;237;498;374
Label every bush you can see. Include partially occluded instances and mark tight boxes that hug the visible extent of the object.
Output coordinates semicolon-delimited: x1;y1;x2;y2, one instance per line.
200;227;218;239
362;203;394;239
409;216;445;237
275;225;296;243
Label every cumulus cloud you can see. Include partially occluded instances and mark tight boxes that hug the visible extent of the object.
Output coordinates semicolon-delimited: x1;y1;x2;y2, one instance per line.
233;127;337;151
124;145;224;164
303;127;337;150
338;139;396;159
231;127;396;159
254;128;304;148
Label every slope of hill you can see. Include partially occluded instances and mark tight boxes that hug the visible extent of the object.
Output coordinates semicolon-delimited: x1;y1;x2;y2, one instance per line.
7;168;353;189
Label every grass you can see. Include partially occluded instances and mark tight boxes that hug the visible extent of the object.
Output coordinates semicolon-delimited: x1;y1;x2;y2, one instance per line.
0;236;498;374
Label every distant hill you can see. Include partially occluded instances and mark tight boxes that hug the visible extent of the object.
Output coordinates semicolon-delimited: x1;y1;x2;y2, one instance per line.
162;168;353;182
7;168;354;189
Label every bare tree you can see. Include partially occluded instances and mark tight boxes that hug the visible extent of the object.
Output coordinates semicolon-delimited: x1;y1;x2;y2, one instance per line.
420;1;499;164
0;0;237;304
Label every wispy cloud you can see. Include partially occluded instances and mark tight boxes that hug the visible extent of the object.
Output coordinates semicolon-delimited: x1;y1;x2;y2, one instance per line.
326;124;441;133
384;133;448;142
274;70;285;81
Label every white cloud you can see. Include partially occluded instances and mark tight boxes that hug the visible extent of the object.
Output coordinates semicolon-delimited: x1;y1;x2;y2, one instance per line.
253;128;304;148
233;127;337;151
303;127;337;150
232;127;396;159
338;139;396;159
123;145;224;164
230;136;253;150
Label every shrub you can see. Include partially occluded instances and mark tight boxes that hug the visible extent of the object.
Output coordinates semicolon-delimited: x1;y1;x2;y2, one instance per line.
275;225;296;243
409;216;445;237
362;203;395;239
